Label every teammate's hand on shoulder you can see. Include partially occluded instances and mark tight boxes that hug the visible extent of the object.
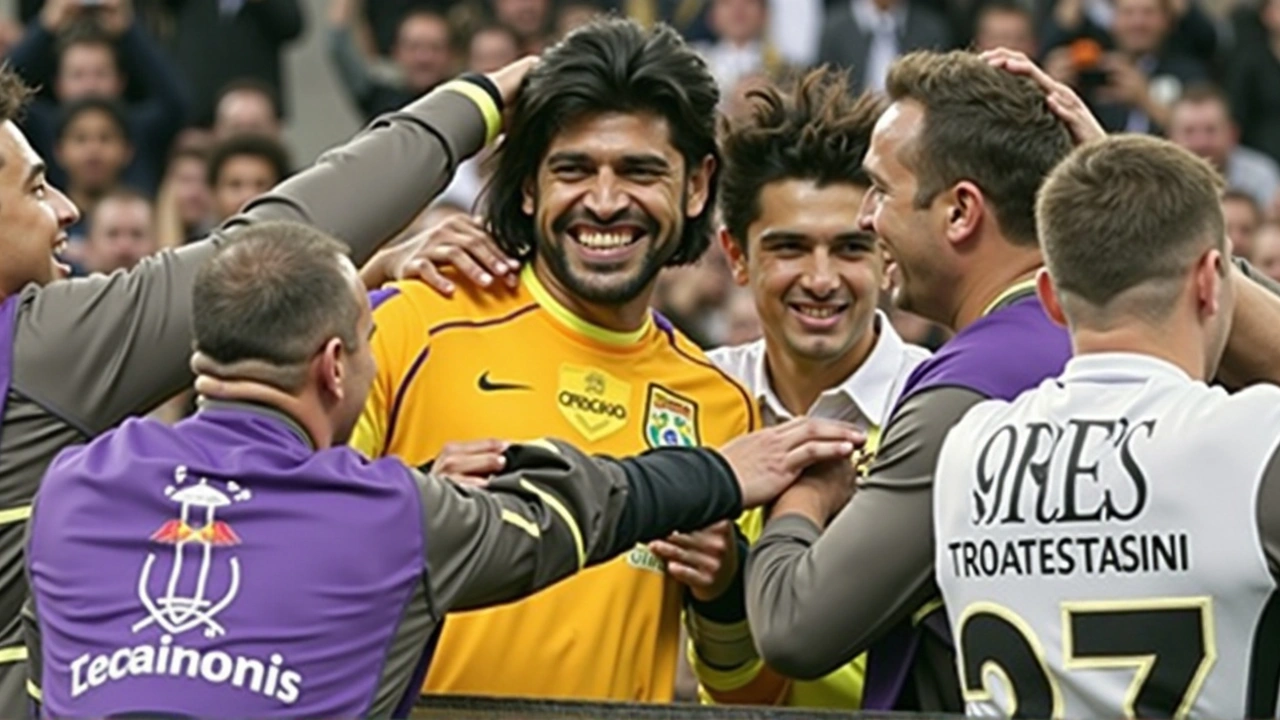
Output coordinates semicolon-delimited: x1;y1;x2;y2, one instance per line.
648;520;738;602
981;47;1106;147
431;439;510;488
360;214;520;295
718;417;862;508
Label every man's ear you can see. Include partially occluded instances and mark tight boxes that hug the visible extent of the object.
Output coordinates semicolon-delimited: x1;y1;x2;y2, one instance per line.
1036;267;1068;327
942;181;985;247
718;227;749;286
317;337;346;402
879;242;894;293
685;154;716;219
1194;248;1225;319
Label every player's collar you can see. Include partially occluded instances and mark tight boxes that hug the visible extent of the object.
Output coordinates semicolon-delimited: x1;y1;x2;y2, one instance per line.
1062;352;1193;384
981;278;1039;317
752;310;907;428
522;264;653;346
196;399;316;450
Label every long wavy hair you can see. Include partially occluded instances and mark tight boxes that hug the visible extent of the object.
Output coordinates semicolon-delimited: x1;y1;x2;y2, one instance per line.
484;17;720;267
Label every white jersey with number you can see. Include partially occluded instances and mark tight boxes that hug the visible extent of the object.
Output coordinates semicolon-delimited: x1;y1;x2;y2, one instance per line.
933;353;1280;719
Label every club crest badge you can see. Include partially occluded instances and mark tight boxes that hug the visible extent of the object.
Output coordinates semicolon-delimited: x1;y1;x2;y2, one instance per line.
643;385;700;448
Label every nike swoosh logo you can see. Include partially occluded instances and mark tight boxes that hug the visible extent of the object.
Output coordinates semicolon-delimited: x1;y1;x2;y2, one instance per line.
478;371;531;392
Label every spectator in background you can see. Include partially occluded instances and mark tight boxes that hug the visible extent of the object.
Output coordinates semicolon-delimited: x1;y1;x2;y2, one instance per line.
165;0;303;127
0;18;21;58
1253;222;1280;282
1227;0;1280;166
1044;0;1206;134
213;78;283;140
468;23;520;72
494;0;552;53
817;0;951;95
625;0;713;42
763;0;823;67
207;133;290;223
556;1;606;37
54;97;132;266
653;252;736;348
155;146;212;248
972;0;1039;56
1169;85;1280;213
1224;188;1263;257
82;188;156;274
430;19;518;212
329;0;453;120
693;0;786;99
356;0;453;57
1042;0;1219;71
5;0;189;194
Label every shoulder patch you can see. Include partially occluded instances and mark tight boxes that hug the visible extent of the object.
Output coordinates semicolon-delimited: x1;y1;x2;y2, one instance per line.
644;384;700;448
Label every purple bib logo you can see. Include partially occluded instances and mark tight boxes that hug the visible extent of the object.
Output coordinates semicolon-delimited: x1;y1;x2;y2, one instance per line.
134;466;249;639
69;467;305;706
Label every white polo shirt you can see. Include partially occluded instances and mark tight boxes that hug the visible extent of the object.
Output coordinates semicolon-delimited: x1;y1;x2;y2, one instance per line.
706;310;931;432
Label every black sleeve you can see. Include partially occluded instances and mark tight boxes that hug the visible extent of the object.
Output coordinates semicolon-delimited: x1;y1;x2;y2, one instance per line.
608;446;743;555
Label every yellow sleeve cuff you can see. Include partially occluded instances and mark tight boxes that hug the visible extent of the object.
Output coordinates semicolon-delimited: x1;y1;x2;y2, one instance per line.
439;80;502;146
687;638;765;692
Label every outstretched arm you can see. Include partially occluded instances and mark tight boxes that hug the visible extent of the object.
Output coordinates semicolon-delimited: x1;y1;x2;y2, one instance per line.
422;441;744;612
13;60;536;436
1217;260;1280;389
747;388;982;679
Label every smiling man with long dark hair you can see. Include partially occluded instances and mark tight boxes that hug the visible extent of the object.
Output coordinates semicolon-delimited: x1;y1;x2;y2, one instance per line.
350;16;760;704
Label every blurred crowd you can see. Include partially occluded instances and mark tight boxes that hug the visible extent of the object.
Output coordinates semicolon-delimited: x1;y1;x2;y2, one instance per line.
1;0;1278;386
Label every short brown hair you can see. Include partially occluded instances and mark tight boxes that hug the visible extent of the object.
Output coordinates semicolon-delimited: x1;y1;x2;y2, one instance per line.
0;64;34;127
719;67;884;249
1037;134;1226;318
193;222;360;391
885;50;1074;247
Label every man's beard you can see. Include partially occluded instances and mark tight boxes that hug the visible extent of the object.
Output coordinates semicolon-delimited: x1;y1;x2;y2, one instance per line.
538;209;677;305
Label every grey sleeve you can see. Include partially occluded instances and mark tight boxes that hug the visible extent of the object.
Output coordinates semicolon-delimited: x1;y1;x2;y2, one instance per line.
11;85;492;435
1236;257;1280;299
419;440;743;614
1218;259;1280;390
745;387;986;680
1255;444;1280;580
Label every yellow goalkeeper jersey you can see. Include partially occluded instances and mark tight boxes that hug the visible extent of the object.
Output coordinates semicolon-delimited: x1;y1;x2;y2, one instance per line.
350;265;758;702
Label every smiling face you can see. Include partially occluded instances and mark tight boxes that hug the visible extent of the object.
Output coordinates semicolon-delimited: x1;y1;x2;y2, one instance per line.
523;111;712;307
859;99;953;322
725;179;882;365
0;121;80;293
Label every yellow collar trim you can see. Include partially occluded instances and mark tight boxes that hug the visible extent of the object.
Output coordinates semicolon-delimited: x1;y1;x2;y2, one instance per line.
523;265;652;346
981;278;1039;317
